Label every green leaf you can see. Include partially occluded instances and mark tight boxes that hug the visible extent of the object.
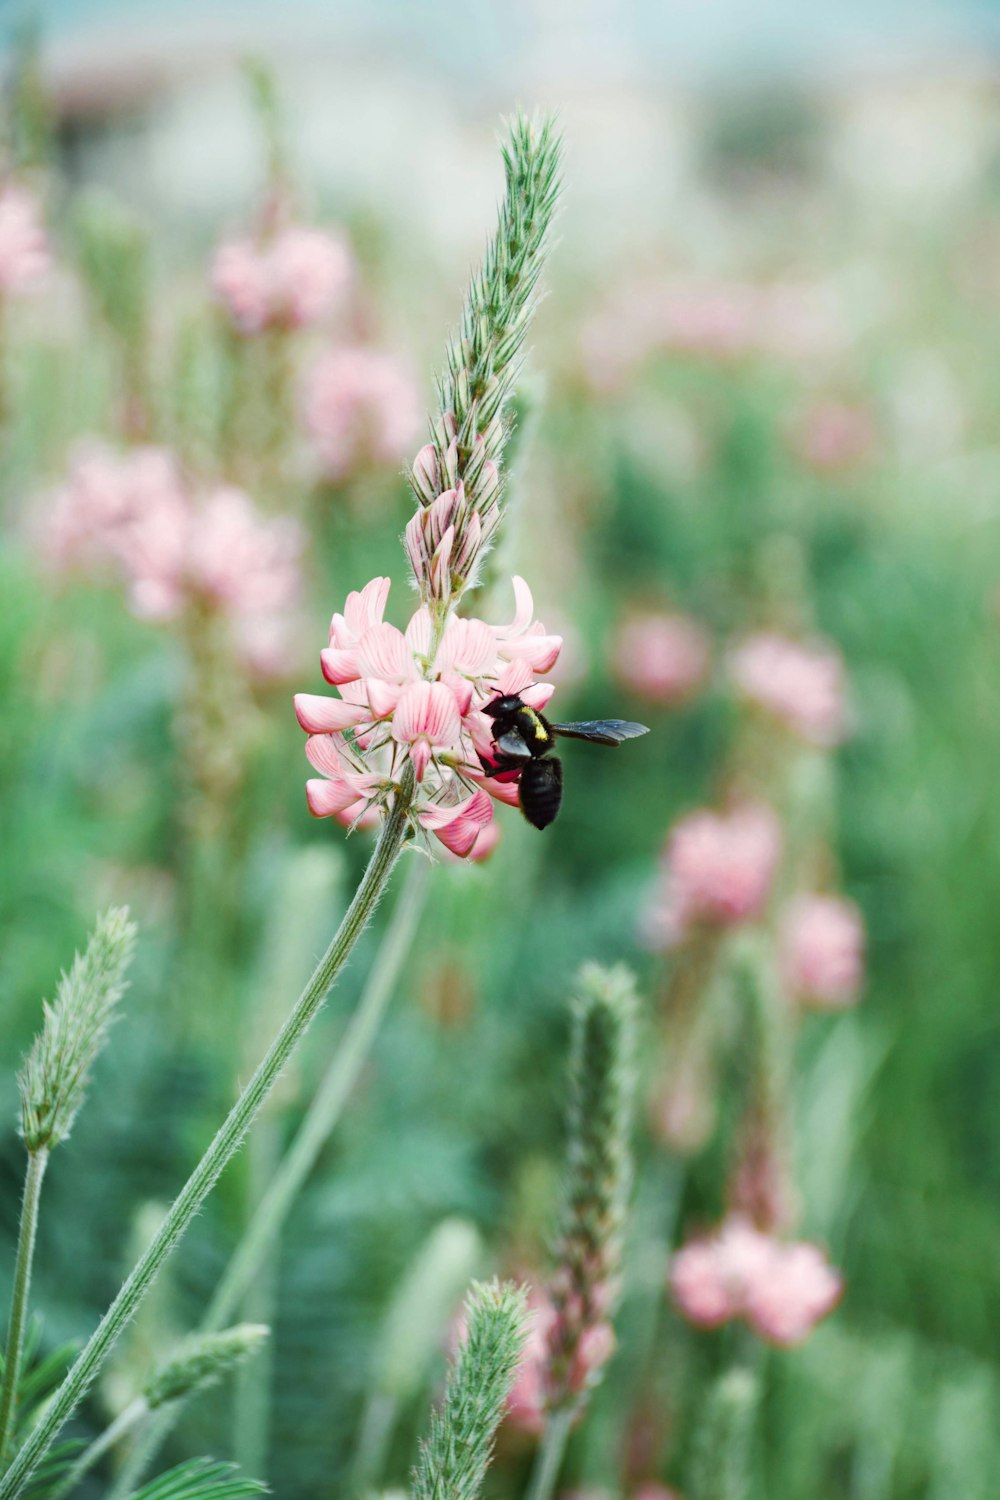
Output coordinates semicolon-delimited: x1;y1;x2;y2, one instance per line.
124;1458;267;1500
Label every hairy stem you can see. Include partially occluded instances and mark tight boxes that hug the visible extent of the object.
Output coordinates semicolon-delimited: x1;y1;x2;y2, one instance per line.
0;1149;48;1460
47;1396;147;1500
0;771;415;1500
206;853;429;1330
524;1409;573;1500
113;855;431;1493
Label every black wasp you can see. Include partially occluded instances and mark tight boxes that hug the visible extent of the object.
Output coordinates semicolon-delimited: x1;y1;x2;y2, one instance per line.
479;693;649;829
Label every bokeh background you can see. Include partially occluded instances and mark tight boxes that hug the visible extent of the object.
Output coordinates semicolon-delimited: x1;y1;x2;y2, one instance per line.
3;2;1000;1496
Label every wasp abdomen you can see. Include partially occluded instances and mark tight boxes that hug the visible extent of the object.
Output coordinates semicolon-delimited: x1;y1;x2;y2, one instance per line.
518;757;563;830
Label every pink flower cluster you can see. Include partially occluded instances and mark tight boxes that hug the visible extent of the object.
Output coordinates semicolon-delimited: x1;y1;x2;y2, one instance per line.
294;574;561;858
0;183;50;295
644;803;781;948
302;346;421;480
780;894;865;1008
729;631;848;748
42;444;303;678
670;1215;842;1346
612;611;711;705
211;225;351;334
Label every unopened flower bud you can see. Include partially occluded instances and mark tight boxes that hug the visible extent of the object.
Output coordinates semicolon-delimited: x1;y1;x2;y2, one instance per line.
410;442;441;506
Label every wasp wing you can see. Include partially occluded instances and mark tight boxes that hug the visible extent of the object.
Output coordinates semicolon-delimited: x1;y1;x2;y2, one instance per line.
549;719;649;746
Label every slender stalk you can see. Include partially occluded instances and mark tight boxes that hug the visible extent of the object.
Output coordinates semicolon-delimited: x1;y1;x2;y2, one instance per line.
0;1149;48;1460
524;1410;573;1500
207;854;429;1330
47;1396;147;1500
0;771;415;1500
108;854;431;1496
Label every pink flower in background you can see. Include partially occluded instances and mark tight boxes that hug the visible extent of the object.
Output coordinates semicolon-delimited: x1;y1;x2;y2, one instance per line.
645;803;781;946
729;631;848;747
0;183;50;294
211;225;351;334
671;1216;842;1346
121;483;303;632
779;894;865;1008
742;1239;843;1346
612;611;711;704
39;443;304;680
41;445;188;575
792;399;876;473
671;1216;773;1328
295;574;561;855
303;345;421;479
211;240;269;334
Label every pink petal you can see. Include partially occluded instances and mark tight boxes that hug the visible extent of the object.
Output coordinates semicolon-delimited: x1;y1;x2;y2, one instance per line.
507;575;534;634
405;607;433;659
357;622;413;682
306;778;359;817
495;659;534;696
410;739;431;781
480;774;522;807
440;671;474;717
419;788;493;832
521;681;555;710
320;646;362;684
366;678;405;719
419;790;494;856
423;680;462;743
500;632;563;672
305;734;347;776
346;575;391;634
439;617;497;677
392;681;461;747
294;693;369;734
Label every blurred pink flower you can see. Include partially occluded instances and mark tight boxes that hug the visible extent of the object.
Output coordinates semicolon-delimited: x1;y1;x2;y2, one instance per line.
645;803;781;946
295;574;561;855
0;183;50;295
211;225;351;334
612;611;711;704
779;894;865;1008
39;443;304;680
670;1216;842;1346
729;631;848;748
792;399;876;473
671;1216;773;1328
632;1484;683;1500
41;445;186;574
742;1239;843;1346
121;484;304;634
303;345;421;479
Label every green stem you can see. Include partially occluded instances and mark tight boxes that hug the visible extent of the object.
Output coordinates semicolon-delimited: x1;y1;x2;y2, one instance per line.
47;1396;147;1500
524;1410;573;1500
208;854;429;1329
0;1149;48;1461
0;772;415;1500
111;854;431;1494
